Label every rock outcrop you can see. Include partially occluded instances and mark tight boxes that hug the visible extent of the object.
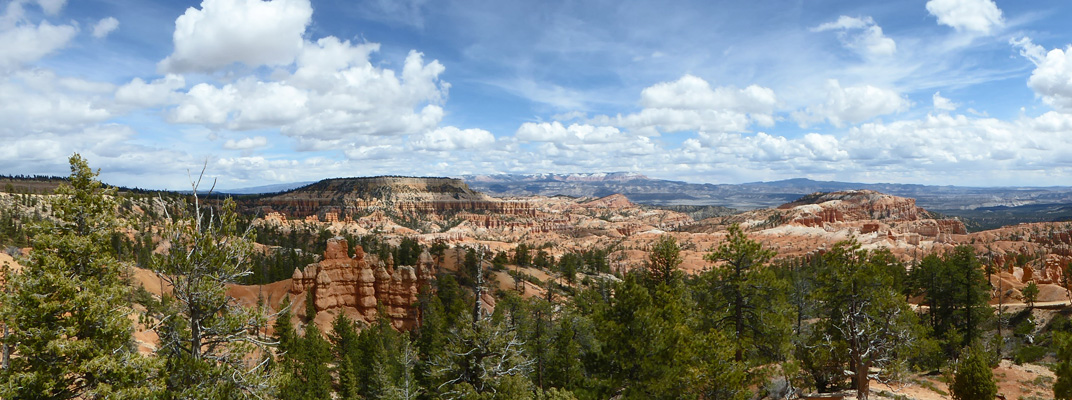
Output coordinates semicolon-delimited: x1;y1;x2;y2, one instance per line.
289;237;436;330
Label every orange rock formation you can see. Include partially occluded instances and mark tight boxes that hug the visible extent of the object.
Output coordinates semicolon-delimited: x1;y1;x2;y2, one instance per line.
289;237;436;330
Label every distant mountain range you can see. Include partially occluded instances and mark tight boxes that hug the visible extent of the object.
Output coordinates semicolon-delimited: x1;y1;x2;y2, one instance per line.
458;173;1072;230
460;173;1071;208
213;173;1072;230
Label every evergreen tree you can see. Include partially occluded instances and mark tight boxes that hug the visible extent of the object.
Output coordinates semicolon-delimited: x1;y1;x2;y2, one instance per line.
813;241;919;400
514;243;531;267
909;246;992;355
355;313;404;400
0;154;156;399
330;313;361;400
150;175;272;398
701;223;789;365
279;323;333;400
646;234;682;286
1054;331;1072;400
1023;282;1039;308
432;259;533;399
950;344;997;400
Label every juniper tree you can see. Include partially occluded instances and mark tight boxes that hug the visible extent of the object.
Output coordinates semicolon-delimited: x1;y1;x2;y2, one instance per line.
0;154;156;399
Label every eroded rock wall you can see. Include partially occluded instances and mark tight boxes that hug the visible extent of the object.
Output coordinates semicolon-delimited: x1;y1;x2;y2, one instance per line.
289;237;436;330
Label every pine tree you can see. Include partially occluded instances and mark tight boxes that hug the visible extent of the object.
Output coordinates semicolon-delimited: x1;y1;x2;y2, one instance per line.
0;154;156;399
701;223;789;365
813;241;919;400
150;172;272;399
1023;282;1040;308
330;313;361;400
646;234;682;286
1054;332;1072;400
950;344;997;400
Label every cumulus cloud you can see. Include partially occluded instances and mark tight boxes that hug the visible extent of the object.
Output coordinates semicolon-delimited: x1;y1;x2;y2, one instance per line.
0;9;77;70
1012;39;1072;112
92;16;119;38
223;136;268;150
932;91;958;111
794;80;909;127
516;122;624;144
584;75;777;135
169;37;449;151
0;73;112;136
116;74;185;107
411;126;495;151
812;16;896;58
159;0;313;73
926;0;1004;35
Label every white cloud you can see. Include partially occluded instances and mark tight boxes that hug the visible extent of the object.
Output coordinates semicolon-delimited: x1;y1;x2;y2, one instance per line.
516;122;623;144
223;136;268;150
0;16;77;70
169;38;449;151
116;74;185;107
1011;36;1046;65
158;0;313;73
932;91;958;111
92;17;119;38
812;16;896;58
1019;44;1072;112
411;126;495;151
0;73;112;136
639;74;777;114
34;0;65;15
926;0;1004;35
584;75;777;135
794;79;909;127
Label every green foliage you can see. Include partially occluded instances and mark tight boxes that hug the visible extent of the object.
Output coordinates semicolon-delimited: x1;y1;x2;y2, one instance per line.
150;186;272;398
646;234;682;286
431;309;534;399
812;240;919;399
1054;331;1072;399
1023;282;1040;308
305;289;317;322
591;274;748;399
330;313;361;400
514;243;531;267
700;223;788;365
950;344;997;400
279;323;333;400
241;247;318;285
1014;345;1047;364
909;246;993;356
0;154;156;399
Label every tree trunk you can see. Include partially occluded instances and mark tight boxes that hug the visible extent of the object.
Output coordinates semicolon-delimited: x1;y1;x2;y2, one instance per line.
855;359;870;400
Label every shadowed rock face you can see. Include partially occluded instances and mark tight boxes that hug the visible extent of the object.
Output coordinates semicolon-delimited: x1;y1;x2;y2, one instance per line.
289;237;436;330
244;176;534;219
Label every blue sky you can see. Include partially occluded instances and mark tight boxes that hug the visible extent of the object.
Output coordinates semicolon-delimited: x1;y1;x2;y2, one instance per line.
2;0;1072;189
